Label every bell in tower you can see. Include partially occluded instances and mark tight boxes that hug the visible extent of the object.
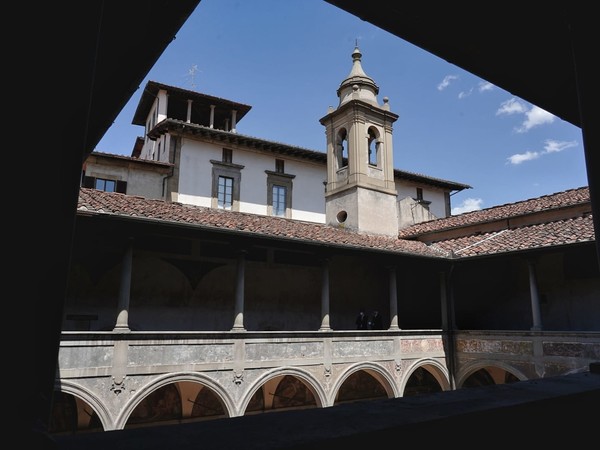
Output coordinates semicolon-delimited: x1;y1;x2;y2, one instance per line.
319;46;399;237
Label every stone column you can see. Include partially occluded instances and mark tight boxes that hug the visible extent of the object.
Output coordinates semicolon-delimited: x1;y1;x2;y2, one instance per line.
528;260;543;331
440;271;449;331
388;266;400;330
231;109;237;133
113;240;133;332
186;99;193;123
209;104;215;128
231;250;246;331
319;259;331;331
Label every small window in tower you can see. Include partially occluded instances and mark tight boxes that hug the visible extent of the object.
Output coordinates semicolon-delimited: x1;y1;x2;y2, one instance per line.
368;127;378;166
222;148;233;163
275;159;284;174
336;128;348;169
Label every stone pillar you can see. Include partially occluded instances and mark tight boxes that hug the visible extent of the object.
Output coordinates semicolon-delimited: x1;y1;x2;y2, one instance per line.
440;271;449;331
319;259;331;331
231;109;237;133
528;260;543;331
186;99;193;123
209;104;215;128
388;266;400;330
231;251;246;331
113;240;133;332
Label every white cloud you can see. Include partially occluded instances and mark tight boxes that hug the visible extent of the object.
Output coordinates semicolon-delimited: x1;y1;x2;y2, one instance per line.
543;139;578;153
496;98;555;133
496;98;527;115
516;106;555;133
478;81;494;92
506;139;578;165
452;198;483;214
507;151;540;165
437;75;458;91
458;88;473;99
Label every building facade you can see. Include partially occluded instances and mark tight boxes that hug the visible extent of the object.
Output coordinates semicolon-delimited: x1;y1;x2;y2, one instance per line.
83;48;470;231
52;47;600;435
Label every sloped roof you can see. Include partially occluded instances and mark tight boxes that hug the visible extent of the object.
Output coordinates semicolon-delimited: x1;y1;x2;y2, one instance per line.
430;214;595;258
77;186;594;261
398;187;591;239
133;80;252;127
77;188;445;258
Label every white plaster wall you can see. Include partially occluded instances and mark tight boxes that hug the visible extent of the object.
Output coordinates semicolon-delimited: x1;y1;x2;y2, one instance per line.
283;159;326;223
396;181;447;218
177;140;220;208
176;139;326;223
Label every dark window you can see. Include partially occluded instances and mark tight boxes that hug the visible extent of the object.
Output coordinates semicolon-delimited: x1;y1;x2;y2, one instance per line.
275;159;285;174
222;148;233;163
82;176;127;194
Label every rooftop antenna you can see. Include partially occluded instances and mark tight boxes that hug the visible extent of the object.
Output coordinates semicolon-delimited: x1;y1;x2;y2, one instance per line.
186;64;200;89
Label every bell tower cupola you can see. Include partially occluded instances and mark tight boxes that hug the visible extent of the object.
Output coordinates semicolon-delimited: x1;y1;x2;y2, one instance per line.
319;46;399;236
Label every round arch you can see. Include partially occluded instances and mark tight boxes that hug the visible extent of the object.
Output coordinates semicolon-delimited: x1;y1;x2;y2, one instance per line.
238;367;328;416
456;360;527;388
55;380;114;431
114;372;236;430
328;362;398;406
399;359;451;396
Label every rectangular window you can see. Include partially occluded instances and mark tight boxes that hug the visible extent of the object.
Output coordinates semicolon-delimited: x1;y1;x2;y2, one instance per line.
96;178;116;192
82;176;127;194
222;148;233;163
416;187;424;201
217;176;234;209
275;159;284;174
272;185;287;217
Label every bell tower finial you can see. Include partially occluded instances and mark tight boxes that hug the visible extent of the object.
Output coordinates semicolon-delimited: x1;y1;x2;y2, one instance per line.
319;47;400;237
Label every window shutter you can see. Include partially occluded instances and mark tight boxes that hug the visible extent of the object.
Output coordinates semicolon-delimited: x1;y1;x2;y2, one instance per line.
82;176;95;189
116;180;127;194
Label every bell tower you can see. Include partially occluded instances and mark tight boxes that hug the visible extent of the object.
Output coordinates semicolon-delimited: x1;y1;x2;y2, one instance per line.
319;46;399;236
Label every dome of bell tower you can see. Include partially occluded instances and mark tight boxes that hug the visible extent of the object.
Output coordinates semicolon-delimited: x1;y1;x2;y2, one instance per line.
336;46;379;107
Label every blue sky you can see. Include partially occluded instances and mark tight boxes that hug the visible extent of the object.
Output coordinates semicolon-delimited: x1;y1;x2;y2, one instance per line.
95;0;587;214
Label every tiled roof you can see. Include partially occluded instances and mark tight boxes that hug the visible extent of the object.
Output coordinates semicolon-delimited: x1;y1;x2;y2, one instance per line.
430;214;595;257
87;151;174;167
77;186;594;260
398;186;591;238
77;188;445;258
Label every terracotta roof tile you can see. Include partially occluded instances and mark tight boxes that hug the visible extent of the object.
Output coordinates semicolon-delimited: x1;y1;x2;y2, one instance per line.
398;186;590;238
77;186;594;260
431;214;595;257
77;188;445;258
